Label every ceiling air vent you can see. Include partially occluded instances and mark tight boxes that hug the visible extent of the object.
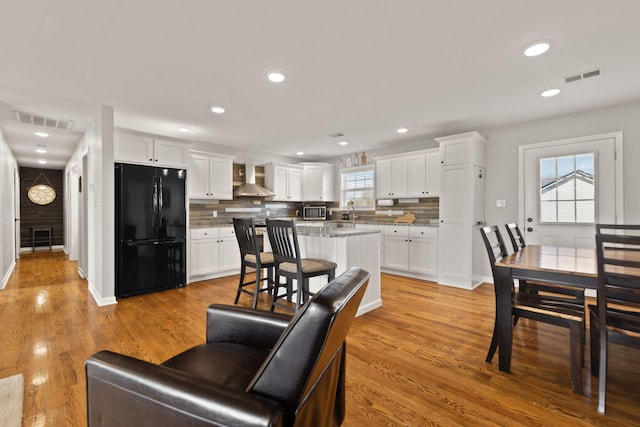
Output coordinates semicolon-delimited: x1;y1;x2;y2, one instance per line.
563;68;603;84
12;110;74;130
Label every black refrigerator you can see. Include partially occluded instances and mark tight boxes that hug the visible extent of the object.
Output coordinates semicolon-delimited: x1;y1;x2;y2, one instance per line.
115;163;187;298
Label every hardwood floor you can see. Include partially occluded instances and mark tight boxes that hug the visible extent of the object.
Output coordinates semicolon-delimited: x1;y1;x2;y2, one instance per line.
1;251;638;426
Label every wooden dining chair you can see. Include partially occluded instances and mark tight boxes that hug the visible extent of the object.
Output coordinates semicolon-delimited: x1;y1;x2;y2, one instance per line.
266;219;337;313
480;225;586;393
504;223;586;309
233;218;275;309
590;225;640;414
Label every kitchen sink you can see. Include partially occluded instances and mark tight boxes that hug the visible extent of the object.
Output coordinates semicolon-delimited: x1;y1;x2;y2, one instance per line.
329;222;356;229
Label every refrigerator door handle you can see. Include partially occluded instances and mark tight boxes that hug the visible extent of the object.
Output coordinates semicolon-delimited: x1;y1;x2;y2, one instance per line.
152;177;158;228
158;176;163;211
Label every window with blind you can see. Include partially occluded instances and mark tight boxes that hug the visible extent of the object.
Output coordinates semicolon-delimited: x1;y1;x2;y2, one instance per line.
340;165;375;210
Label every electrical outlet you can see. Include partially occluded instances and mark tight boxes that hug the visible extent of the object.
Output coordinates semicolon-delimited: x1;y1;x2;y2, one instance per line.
496;200;506;208
266;209;270;216
213;211;217;217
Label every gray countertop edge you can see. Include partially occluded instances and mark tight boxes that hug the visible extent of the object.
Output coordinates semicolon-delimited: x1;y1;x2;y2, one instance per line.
190;220;439;229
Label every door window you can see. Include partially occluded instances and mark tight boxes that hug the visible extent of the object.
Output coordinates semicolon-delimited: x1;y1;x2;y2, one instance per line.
539;153;595;223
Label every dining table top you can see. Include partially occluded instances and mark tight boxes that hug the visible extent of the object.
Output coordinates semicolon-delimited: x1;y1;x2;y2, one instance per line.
496;245;598;279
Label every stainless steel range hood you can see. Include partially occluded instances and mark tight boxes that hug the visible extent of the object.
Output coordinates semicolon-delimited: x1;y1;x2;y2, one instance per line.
234;164;275;197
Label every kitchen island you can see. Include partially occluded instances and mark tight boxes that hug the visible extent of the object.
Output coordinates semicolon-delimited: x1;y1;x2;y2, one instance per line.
293;224;382;316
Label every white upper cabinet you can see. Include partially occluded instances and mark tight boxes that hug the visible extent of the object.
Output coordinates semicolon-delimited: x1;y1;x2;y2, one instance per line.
302;163;335;202
265;163;303;201
406;149;441;197
115;134;187;168
377;149;442;199
440;132;485;167
376;157;408;198
188;152;234;200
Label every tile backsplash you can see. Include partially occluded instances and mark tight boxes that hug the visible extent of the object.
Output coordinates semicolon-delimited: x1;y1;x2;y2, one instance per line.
189;163;439;227
190;197;439;227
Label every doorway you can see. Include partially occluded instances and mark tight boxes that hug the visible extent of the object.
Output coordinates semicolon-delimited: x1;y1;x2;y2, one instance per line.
13;167;20;259
519;132;623;247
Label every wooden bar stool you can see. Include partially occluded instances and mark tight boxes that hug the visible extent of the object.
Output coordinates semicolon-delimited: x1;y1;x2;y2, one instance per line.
233;218;275;309
266;218;337;313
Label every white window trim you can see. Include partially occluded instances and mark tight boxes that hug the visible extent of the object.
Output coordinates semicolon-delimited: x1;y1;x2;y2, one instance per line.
339;165;376;210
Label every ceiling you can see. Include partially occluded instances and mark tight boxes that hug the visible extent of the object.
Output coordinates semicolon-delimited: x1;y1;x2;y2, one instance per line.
2;0;640;169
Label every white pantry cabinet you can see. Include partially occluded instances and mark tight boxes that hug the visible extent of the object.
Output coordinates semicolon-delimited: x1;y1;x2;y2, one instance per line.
115;134;188;168
436;131;486;289
188;152;234;200
190;227;239;279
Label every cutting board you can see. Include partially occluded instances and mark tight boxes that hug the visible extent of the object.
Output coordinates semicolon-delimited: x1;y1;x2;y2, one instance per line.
394;212;416;224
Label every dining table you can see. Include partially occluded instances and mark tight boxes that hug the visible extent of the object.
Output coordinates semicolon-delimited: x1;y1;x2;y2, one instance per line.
494;245;598;372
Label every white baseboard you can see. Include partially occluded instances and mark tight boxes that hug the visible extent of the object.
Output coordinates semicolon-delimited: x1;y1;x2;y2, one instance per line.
20;245;64;253
357;298;382;317
88;282;117;306
1;260;16;290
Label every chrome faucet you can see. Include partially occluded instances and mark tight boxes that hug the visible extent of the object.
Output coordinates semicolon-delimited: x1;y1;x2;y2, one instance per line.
349;203;357;223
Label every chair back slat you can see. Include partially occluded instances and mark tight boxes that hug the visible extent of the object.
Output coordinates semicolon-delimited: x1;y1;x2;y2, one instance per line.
480;226;509;278
233;218;259;257
596;230;640;325
505;223;526;253
266;219;301;265
596;223;640;236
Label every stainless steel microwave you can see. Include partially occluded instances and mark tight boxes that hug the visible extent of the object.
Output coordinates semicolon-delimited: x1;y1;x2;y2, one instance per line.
303;206;327;220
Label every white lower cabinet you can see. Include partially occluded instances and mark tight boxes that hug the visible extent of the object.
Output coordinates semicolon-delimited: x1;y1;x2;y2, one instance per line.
382;225;438;279
407;227;438;277
190;227;240;279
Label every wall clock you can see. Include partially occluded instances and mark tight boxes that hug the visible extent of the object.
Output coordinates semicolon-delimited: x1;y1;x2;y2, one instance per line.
28;184;56;205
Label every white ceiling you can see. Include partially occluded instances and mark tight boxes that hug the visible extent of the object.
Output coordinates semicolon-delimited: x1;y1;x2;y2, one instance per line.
2;0;640;169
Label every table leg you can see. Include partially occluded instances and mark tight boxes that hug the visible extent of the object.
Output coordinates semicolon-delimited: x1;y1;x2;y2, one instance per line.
496;266;513;372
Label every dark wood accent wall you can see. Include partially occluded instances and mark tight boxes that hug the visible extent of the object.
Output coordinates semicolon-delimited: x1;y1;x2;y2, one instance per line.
19;167;64;248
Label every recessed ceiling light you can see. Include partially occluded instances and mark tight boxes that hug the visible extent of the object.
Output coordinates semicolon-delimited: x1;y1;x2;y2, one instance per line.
35;132;49;138
177;127;190;133
36;147;47;154
524;41;550;57
37;159;47;164
296;151;304;156
339;141;348;146
397;127;409;134
541;88;560;97
210;106;226;114
267;71;286;83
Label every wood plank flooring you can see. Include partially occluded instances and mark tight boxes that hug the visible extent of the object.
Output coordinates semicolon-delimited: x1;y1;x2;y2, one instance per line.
1;251;638;426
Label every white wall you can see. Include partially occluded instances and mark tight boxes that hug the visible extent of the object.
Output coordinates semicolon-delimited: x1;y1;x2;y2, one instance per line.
481;100;640;228
0;129;18;288
65;106;116;305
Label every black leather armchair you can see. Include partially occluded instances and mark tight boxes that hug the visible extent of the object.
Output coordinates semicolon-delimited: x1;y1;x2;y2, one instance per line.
86;267;370;427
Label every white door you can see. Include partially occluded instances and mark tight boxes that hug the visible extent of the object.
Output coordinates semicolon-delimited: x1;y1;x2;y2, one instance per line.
521;133;622;248
14;168;20;259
